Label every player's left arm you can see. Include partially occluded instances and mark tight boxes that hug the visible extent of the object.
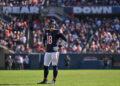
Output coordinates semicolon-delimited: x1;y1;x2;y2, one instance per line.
57;33;67;49
58;28;67;41
59;33;67;42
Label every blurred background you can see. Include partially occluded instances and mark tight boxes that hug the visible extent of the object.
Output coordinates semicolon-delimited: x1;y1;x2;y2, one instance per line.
0;0;120;70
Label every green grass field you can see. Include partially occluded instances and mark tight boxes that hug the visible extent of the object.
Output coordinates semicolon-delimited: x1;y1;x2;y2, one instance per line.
0;70;120;86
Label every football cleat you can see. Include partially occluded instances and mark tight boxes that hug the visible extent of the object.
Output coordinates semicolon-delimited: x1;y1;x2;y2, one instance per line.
49;80;56;84
37;80;48;84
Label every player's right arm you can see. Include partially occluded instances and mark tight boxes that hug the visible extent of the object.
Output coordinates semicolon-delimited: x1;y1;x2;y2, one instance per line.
43;30;47;48
43;33;47;52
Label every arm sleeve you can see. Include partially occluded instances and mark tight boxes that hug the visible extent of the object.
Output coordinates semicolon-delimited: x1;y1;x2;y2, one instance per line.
59;33;67;42
43;34;47;47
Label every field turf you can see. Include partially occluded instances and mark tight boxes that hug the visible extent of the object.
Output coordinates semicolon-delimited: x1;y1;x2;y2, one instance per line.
0;70;120;86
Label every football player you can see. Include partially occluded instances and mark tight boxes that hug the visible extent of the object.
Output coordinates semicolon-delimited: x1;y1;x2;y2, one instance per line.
38;19;67;84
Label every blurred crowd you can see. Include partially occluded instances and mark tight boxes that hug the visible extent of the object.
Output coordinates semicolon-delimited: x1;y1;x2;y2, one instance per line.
88;17;120;53
0;15;120;54
51;0;120;7
31;18;88;53
31;16;120;54
0;0;44;6
0;19;31;54
0;0;120;6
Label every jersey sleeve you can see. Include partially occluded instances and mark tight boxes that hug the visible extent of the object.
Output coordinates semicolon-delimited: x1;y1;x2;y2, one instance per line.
58;33;67;42
43;32;47;47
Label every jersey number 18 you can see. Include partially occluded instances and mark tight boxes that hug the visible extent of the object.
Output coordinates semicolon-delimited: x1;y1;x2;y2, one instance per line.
47;35;53;44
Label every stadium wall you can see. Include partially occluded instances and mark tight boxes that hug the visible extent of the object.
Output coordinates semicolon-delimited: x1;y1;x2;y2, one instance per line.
0;48;4;69
4;53;120;69
2;6;120;14
0;46;14;69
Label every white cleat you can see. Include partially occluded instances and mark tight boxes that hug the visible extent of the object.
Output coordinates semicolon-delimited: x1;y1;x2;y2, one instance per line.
49;80;56;84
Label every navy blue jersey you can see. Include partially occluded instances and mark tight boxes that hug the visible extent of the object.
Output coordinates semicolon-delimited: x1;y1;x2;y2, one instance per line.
43;29;67;52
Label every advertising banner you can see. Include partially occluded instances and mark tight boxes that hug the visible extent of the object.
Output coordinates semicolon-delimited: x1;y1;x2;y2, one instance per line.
64;6;120;14
3;6;39;14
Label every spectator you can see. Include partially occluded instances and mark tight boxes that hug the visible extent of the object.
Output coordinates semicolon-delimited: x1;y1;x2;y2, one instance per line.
15;55;24;70
64;55;70;69
5;55;13;70
24;55;30;69
103;57;112;69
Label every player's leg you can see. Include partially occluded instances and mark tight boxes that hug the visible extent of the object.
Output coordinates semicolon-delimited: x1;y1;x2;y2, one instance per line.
44;53;52;80
38;52;51;84
50;52;59;84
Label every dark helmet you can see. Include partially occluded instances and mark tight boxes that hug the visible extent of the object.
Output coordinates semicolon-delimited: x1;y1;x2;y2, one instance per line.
49;19;56;25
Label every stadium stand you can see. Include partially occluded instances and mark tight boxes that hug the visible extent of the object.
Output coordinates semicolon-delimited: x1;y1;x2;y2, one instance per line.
0;0;120;70
0;0;120;54
30;16;120;53
0;0;120;6
1;16;120;54
0;19;31;54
